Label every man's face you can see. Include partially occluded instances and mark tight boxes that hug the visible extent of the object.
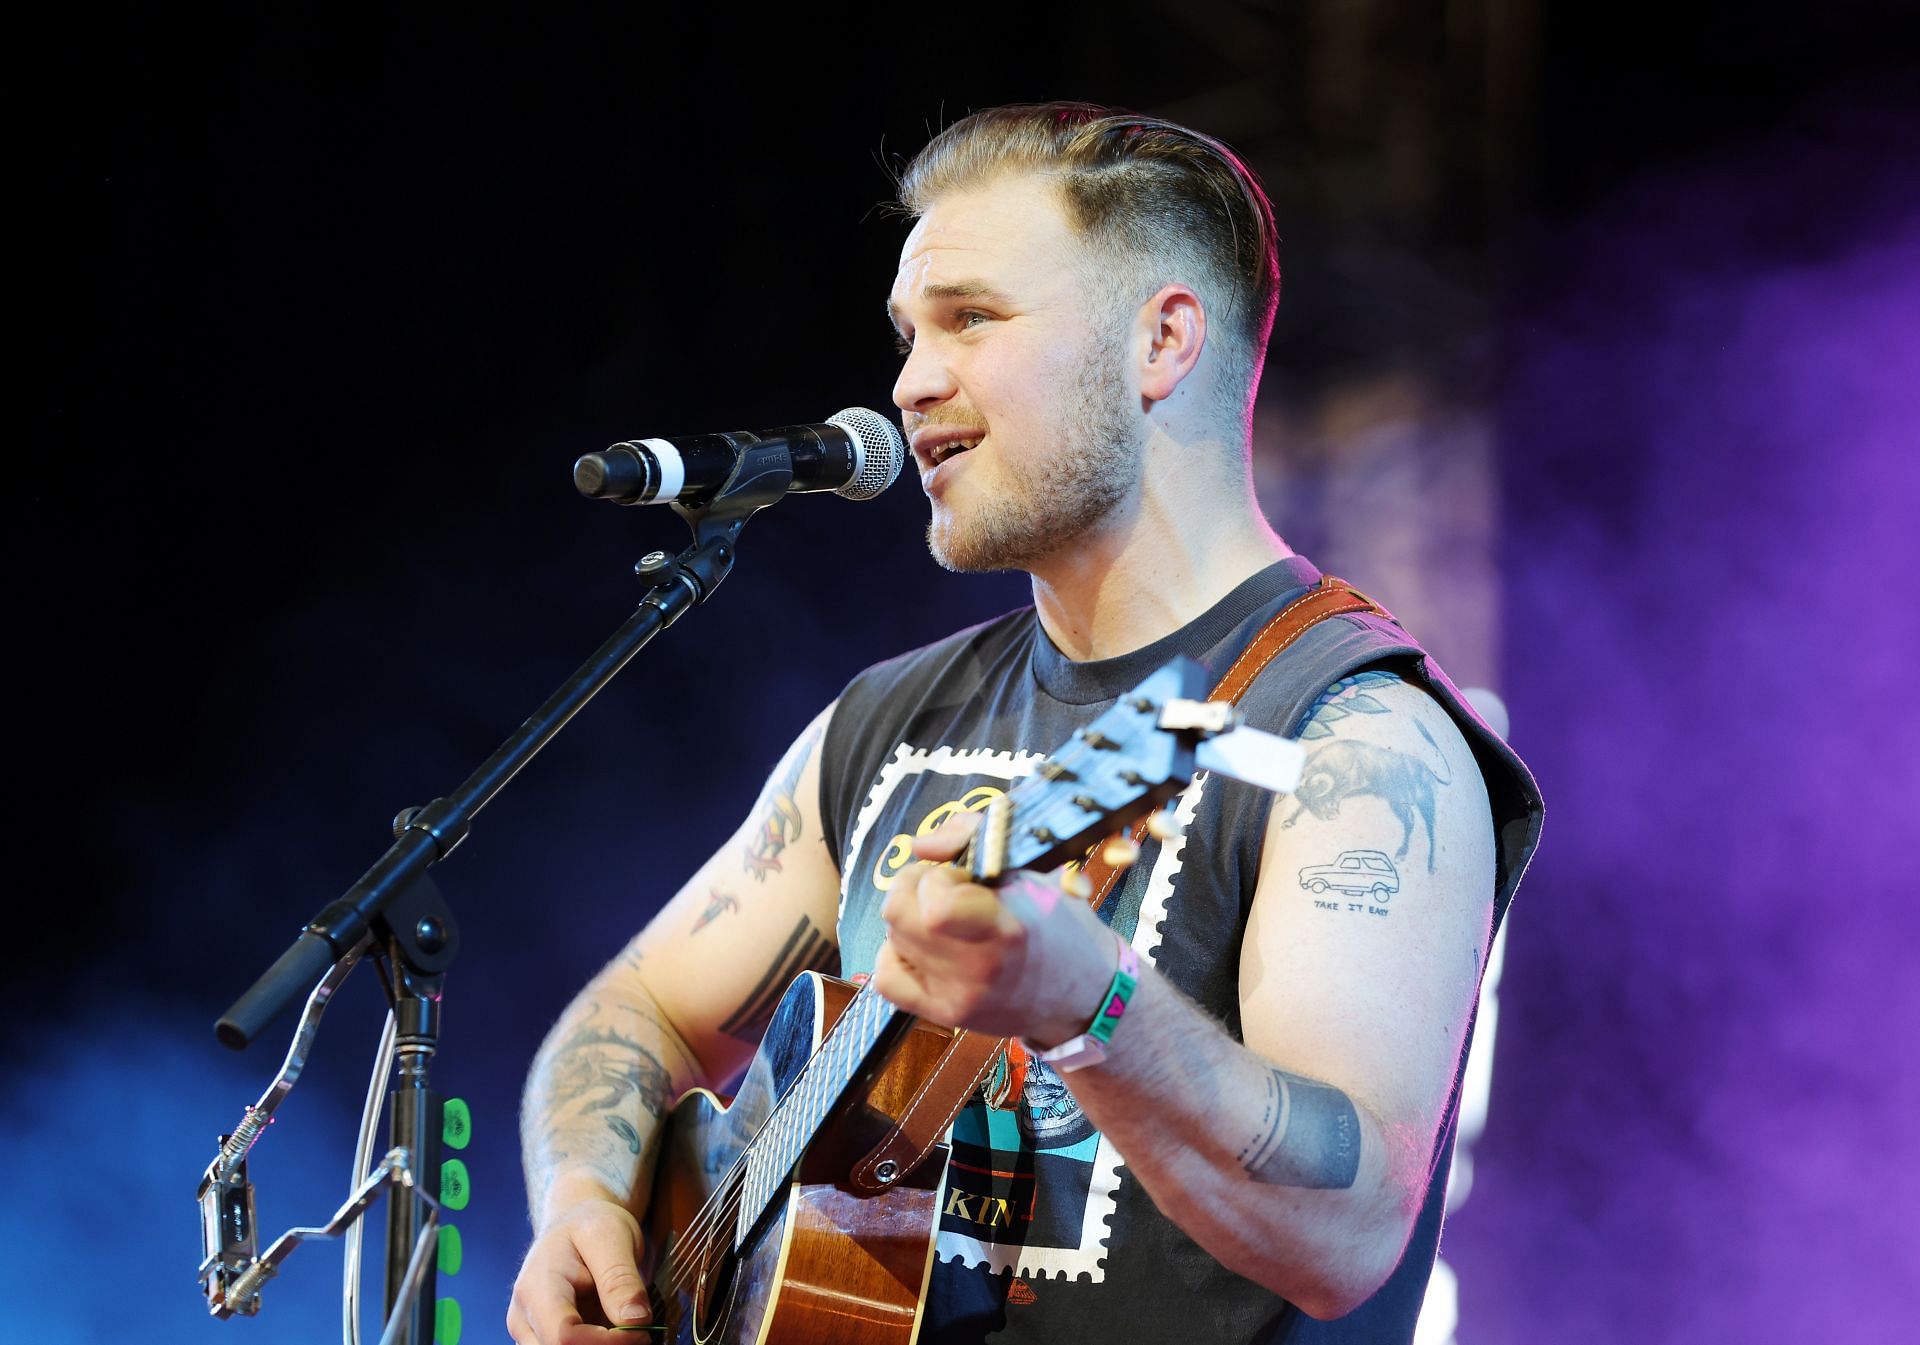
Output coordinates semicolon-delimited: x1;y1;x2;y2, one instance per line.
887;174;1143;573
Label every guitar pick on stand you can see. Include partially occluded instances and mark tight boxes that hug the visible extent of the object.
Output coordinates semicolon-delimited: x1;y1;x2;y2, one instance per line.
434;1097;472;1345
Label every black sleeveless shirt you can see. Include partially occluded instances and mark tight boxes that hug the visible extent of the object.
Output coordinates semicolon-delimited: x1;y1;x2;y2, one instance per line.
818;557;1543;1344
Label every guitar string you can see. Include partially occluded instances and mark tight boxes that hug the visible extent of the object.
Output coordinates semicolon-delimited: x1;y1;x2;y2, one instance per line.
658;709;1154;1302
665;999;885;1305
677;984;873;1291
662;808;1013;1299
682;970;916;1299
664;980;892;1298
707;982;883;1259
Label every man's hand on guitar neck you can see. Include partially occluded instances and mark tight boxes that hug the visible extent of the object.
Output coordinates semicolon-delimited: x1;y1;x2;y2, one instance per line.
873;813;1120;1048
508;1178;653;1343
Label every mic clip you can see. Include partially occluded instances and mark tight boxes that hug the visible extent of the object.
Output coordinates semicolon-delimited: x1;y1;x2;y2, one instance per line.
634;453;784;605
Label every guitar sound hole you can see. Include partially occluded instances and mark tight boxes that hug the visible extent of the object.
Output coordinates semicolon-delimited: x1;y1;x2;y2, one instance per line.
692;1249;738;1342
689;1168;747;1342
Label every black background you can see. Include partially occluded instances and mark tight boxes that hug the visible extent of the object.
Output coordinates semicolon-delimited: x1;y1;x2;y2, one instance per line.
18;2;1911;1014
8;4;1917;1341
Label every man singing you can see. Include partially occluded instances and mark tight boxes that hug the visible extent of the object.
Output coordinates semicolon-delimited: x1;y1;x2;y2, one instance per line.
509;102;1542;1344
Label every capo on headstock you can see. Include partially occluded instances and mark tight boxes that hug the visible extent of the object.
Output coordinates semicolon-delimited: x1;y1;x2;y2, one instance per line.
967;793;1015;884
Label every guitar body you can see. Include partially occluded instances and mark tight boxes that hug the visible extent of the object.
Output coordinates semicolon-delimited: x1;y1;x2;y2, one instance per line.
645;972;955;1345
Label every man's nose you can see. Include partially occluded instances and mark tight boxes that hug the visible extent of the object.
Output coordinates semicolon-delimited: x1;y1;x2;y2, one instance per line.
892;335;957;415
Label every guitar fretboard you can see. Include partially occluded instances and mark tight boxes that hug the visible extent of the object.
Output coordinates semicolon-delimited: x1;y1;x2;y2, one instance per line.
734;982;900;1245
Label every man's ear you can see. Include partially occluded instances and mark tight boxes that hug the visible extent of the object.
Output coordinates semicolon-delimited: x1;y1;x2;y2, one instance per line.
1137;284;1208;404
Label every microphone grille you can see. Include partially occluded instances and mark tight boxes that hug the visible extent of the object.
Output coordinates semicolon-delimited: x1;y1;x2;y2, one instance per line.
826;407;907;501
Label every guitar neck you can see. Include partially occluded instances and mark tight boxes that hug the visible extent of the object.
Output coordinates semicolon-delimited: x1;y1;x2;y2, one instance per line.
734;979;905;1245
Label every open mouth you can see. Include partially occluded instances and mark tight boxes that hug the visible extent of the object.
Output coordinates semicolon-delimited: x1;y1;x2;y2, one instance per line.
931;436;983;466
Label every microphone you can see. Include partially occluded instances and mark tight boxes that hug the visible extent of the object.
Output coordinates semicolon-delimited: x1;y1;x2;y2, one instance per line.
574;407;905;507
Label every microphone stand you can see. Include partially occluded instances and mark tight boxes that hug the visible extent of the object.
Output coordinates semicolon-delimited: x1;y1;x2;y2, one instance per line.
213;440;798;1345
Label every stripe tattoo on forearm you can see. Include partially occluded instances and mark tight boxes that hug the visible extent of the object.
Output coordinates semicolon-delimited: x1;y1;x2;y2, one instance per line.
1238;1068;1362;1189
718;915;836;1042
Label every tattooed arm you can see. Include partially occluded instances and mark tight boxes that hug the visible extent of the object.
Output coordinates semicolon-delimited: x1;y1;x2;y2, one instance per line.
1092;673;1494;1315
874;673;1494;1320
510;704;844;1345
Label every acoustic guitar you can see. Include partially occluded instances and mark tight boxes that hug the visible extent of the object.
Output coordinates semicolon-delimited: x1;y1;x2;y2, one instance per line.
640;655;1299;1344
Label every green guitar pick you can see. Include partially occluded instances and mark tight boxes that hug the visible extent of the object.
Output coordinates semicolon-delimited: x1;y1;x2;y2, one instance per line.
437;1224;463;1276
439;1158;470;1211
434;1296;462;1345
441;1098;471;1150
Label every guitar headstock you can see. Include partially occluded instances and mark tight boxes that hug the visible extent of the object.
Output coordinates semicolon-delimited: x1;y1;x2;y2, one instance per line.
966;656;1217;884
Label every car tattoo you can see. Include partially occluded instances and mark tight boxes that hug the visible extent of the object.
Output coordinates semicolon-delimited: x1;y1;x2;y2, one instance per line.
1298;849;1401;899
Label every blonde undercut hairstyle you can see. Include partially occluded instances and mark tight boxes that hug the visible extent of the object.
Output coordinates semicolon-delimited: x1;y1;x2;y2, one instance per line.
898;101;1282;431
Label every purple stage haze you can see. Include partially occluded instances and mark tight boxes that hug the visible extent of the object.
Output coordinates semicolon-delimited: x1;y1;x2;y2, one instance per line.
1448;106;1920;1338
4;73;1914;1345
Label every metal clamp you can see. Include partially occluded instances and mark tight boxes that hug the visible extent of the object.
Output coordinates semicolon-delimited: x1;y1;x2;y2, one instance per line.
198;940;370;1315
205;1146;444;1337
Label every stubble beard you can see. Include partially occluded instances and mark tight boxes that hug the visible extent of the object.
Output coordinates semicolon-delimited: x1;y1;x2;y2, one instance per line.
925;331;1142;575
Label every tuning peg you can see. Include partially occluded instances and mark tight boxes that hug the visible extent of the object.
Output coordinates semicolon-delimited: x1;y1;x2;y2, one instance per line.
1061;869;1093;900
1101;835;1141;869
1146;809;1184;842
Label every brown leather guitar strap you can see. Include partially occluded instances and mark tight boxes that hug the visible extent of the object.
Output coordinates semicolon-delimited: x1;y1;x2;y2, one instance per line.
847;575;1389;1194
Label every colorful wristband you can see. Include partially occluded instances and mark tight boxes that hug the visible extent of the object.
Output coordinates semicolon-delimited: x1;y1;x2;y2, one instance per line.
1026;933;1140;1073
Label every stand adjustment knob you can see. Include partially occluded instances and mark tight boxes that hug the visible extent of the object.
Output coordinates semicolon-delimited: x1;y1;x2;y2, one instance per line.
634;551;676;586
412;917;447;954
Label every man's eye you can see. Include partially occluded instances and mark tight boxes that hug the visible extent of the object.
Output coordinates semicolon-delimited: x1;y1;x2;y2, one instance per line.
892;333;913;355
956;310;990;329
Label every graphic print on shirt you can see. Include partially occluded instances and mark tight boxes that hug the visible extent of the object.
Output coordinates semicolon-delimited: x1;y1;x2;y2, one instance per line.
838;740;1209;1283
